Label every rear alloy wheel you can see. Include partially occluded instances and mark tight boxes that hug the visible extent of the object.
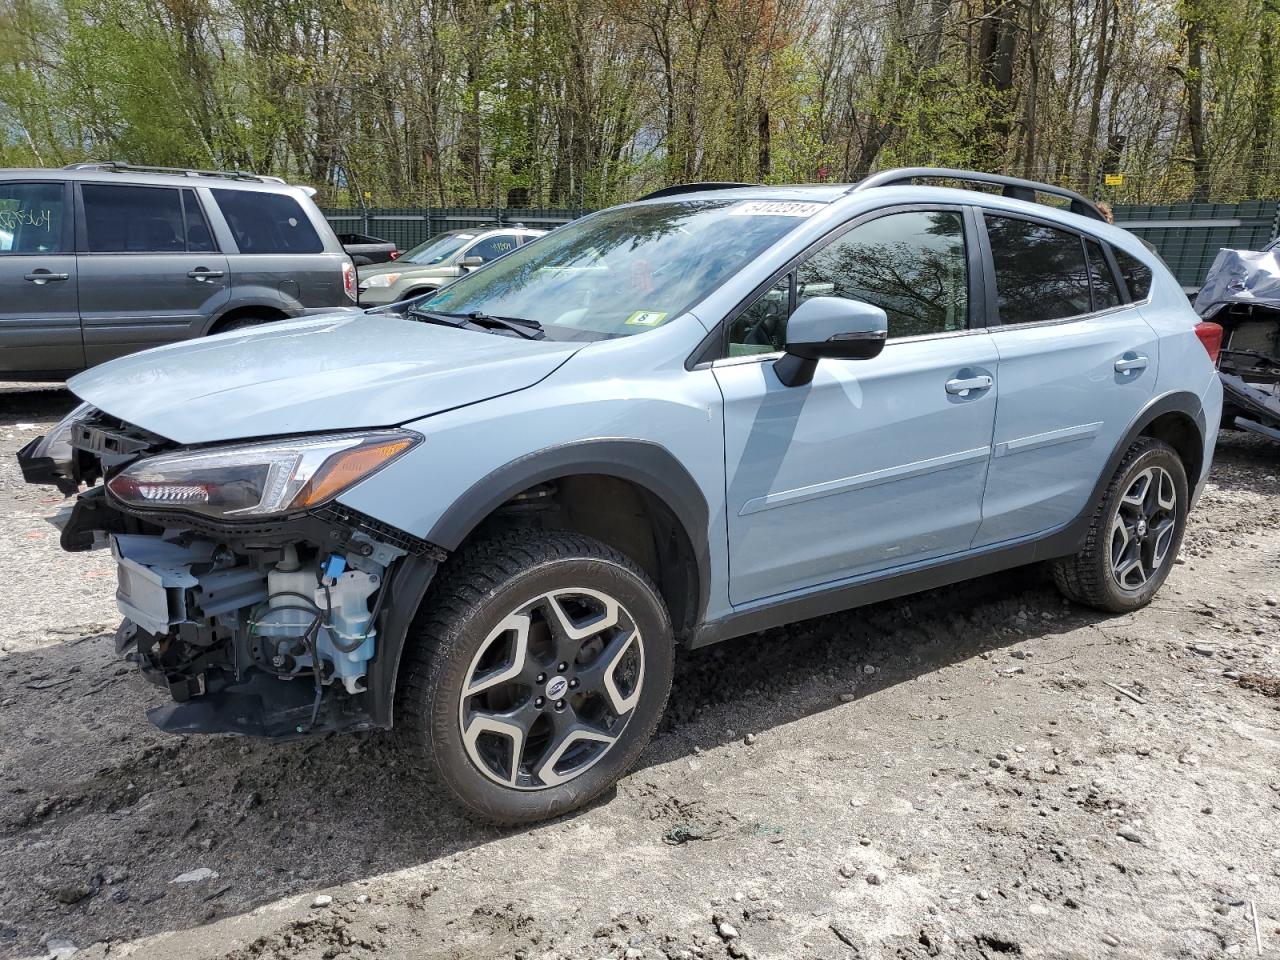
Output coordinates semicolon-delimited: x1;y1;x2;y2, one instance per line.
1108;465;1179;592
399;532;673;823
1052;437;1188;612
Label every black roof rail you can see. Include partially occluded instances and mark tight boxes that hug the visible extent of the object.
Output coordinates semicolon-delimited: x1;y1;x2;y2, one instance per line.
850;167;1106;221
62;161;288;185
638;182;756;201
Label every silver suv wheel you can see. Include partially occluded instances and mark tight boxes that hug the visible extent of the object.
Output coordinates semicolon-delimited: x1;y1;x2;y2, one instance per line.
1110;464;1178;591
1053;437;1188;614
457;587;645;790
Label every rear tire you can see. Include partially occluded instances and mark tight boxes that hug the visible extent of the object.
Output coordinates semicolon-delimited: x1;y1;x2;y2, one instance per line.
398;530;674;823
1052;437;1188;612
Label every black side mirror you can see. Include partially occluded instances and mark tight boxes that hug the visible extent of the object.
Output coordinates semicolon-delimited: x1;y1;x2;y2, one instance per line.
774;296;889;387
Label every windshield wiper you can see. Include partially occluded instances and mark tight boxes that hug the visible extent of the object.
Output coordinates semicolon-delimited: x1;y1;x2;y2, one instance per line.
406;307;545;340
446;311;545;340
406;307;469;329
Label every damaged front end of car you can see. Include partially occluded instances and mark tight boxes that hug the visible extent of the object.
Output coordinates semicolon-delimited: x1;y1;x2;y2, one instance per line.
19;405;443;740
1195;247;1280;442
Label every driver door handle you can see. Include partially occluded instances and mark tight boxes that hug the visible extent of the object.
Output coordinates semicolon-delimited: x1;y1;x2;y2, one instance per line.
24;271;69;283
945;375;993;396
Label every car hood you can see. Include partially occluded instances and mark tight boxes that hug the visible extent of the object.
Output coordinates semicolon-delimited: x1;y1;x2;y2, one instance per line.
68;313;583;445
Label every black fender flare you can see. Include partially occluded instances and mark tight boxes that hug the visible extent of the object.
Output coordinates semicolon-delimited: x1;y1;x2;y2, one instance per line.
371;440;712;728
1101;388;1206;496
430;438;712;630
428;439;710;554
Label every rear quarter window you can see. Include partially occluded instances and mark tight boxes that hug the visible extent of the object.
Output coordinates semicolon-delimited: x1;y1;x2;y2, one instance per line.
212;189;323;254
1113;248;1153;301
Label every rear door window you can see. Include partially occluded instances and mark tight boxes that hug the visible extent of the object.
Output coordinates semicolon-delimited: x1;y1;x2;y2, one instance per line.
0;181;65;254
82;184;187;253
985;214;1091;324
212;189;323;254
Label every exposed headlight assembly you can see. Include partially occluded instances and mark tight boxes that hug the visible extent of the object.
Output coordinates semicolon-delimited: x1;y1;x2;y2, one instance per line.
106;430;421;519
359;273;402;289
32;401;95;466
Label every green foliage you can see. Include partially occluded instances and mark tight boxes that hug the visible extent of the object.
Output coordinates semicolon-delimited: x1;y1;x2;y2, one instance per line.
1;0;1278;203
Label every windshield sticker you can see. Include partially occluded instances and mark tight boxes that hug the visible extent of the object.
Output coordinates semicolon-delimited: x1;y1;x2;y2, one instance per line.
728;200;825;218
624;310;668;327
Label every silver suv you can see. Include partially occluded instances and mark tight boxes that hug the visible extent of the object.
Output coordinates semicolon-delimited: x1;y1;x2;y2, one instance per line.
19;168;1222;824
0;162;356;379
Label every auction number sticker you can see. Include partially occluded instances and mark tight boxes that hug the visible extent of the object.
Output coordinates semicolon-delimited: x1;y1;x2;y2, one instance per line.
729;201;825;217
625;310;668;326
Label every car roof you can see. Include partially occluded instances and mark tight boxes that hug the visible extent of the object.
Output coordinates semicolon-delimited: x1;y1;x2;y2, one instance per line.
627;181;1122;242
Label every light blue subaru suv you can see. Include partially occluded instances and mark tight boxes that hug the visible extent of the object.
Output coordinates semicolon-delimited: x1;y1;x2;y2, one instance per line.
19;168;1223;822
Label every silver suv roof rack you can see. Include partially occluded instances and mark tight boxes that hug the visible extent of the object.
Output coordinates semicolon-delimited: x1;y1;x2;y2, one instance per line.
63;161;288;185
851;167;1105;221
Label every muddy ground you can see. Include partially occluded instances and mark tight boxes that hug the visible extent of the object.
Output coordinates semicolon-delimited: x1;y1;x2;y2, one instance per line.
0;383;1278;960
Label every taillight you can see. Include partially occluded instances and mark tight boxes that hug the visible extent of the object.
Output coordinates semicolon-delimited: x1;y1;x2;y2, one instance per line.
389;250;400;260
341;260;357;302
1194;320;1223;365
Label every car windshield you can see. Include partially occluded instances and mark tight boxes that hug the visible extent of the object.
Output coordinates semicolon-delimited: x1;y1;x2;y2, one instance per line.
401;231;476;265
417;199;822;339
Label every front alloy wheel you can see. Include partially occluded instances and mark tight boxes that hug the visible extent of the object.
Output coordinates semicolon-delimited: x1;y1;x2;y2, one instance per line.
399;531;673;823
459;587;645;790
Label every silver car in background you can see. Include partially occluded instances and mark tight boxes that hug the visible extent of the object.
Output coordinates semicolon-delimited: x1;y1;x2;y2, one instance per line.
357;225;545;306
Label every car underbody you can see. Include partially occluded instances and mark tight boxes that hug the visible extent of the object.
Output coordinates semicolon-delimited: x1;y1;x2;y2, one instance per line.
22;408;443;740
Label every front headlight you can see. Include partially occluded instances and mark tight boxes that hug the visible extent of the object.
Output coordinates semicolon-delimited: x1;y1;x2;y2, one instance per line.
359;273;402;289
32;401;95;465
106;430;421;519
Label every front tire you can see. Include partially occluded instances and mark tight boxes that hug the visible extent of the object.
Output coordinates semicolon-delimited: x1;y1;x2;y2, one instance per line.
1052;437;1188;612
398;531;674;823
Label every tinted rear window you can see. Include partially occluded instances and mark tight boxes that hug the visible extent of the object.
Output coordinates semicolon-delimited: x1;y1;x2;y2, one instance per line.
985;215;1091;324
212;189;323;254
1114;248;1153;300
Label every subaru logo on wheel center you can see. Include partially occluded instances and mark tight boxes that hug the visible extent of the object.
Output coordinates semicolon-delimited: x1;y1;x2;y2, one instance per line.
545;676;569;700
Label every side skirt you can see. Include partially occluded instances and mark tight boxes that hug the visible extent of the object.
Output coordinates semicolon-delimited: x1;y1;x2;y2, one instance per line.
690;520;1086;648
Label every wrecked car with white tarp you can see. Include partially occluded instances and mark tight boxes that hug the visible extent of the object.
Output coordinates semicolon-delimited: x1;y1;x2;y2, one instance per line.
1194;247;1280;443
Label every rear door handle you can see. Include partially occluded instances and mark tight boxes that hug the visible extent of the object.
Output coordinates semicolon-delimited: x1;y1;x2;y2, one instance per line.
945;375;993;396
24;271;69;283
187;268;225;281
1114;355;1148;375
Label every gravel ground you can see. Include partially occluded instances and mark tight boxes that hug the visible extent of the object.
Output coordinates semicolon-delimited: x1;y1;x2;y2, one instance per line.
1;384;1278;960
